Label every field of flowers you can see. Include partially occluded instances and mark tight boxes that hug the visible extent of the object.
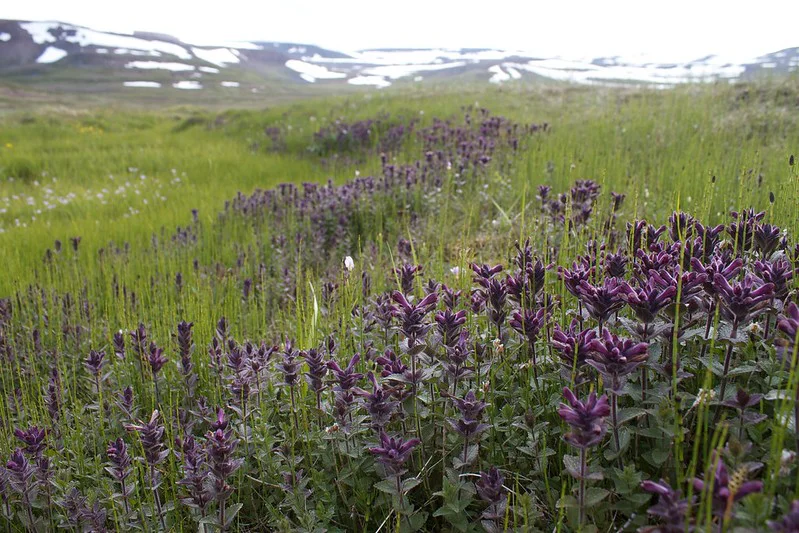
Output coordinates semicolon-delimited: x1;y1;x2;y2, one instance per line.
1;80;799;532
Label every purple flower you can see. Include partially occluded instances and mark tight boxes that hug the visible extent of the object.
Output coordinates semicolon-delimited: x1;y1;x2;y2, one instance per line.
509;308;547;346
776;302;799;360
176;435;212;513
368;432;420;477
713;273;774;325
277;339;300;387
769;500;799;532
692;453;762;517
753;223;783;257
391;291;438;348
447;390;489;440
147;342;167;376
557;387;610;449
85;349;106;377
125;410;169;467
327;353;363;391
355;373;398;431
394;263;423;294
113;331;125;360
551;319;596;372
620;276;677;323
14;426;47;458
435;309;468;347
476;466;506;503
574;276;626;326
587;330;649;391
106;438;133;513
640;479;692;531
302;348;328;395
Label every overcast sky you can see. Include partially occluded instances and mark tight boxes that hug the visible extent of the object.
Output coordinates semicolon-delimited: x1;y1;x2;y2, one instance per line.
4;0;798;60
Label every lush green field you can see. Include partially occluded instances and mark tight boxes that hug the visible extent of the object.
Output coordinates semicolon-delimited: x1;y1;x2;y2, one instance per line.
1;79;798;532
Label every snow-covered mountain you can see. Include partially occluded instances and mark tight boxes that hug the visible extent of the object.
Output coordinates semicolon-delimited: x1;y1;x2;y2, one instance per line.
0;19;796;92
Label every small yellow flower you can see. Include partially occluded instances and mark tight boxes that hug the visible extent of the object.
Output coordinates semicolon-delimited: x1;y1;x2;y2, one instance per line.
4;143;12;149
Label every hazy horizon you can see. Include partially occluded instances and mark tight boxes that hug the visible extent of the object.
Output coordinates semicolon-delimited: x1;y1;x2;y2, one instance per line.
3;0;799;61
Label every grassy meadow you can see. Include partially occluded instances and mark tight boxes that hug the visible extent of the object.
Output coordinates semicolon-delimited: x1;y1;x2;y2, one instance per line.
0;79;798;531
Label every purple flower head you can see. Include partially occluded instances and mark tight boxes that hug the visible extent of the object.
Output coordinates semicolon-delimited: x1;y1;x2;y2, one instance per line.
692;453;762;517
302;348;328;393
640;479;692;531
754;257;793;302
470;263;504;288
355;373;398;430
435;309;468;347
604;251;628;279
368;431;420;477
210;407;229;431
727;209;764;253
713;273;774;325
113;331;126;360
277;340;300;387
558;259;594;298
391;291;438;347
106;438;132;483
587;330;649;391
125;410;168;466
558;387;610;449
6;448;38;495
552;319;596;371
327;353;364;391
575;276;626;325
376;349;408;378
776;302;799;361
85;349;106;376
440;284;462;310
476;466;506;504
14;426;47;458
509;308;547;345
147;342;167;376
447;390;489;439
769;500;799;532
690;256;744;298
394;263;423;294
753;223;783;257
668;211;695;242
620;276;677;323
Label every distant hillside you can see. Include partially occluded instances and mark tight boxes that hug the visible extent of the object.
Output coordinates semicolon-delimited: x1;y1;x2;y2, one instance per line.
0;19;797;96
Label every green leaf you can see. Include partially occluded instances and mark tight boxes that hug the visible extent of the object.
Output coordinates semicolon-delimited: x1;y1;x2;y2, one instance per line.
617;407;648;425
225;503;243;528
402;477;422;493
374;479;399;495
584;487;610;506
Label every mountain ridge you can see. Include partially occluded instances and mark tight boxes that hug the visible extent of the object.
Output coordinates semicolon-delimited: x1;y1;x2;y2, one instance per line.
1;18;797;94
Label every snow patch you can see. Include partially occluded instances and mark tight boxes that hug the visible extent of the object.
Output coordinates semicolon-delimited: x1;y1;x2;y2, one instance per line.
124;81;161;88
191;47;240;67
173;80;202;90
0;32;10;42
20;21;191;59
125;61;195;72
488;65;510;83
96;48;108;54
360;61;466;80
348;75;391;88
285;59;346;82
199;66;220;74
220;81;240;87
36;47;68;64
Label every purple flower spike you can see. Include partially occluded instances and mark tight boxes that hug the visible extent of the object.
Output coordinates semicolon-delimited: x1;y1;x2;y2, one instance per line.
574;277;626;326
640;478;692;531
14;426;47;458
587;330;649;391
692;453;762;518
713;273;774;326
769;500;799;531
476;466;506;503
620;276;677;323
558;387;610;449
368;431;420;477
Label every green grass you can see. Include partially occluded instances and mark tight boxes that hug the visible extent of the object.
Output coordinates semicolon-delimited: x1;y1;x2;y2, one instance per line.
0;78;798;531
